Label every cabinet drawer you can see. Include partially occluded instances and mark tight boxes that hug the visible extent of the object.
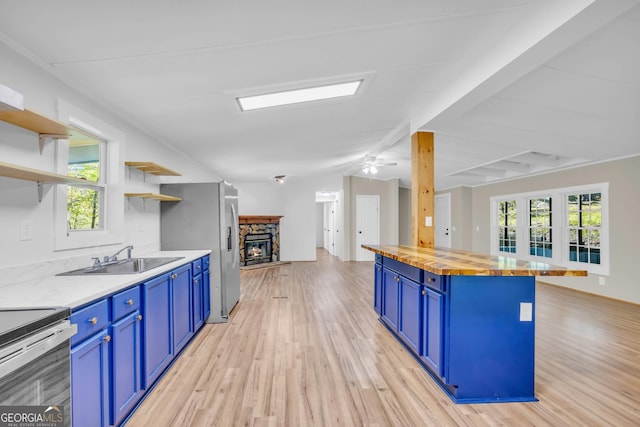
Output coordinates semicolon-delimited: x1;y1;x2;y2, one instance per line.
423;271;445;292
112;286;141;320
71;300;109;345
202;256;210;271
383;257;423;283
375;253;382;264
192;259;203;275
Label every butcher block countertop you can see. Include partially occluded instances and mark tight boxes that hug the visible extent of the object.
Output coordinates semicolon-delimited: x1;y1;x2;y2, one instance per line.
362;245;588;277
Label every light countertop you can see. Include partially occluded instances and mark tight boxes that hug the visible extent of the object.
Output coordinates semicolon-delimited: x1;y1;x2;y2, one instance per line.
363;245;588;277
0;250;210;310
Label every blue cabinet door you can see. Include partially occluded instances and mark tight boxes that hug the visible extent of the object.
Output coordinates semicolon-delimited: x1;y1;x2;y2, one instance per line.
192;273;204;331
374;263;382;314
421;287;444;378
172;265;193;354
71;330;110;427
111;311;143;426
398;277;422;354
203;268;211;321
381;268;399;329
143;273;173;388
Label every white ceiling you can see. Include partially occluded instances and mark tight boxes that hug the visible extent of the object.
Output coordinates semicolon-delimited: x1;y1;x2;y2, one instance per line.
1;0;638;189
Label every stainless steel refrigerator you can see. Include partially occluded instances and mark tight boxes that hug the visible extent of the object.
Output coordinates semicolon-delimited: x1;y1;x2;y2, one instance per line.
160;181;240;323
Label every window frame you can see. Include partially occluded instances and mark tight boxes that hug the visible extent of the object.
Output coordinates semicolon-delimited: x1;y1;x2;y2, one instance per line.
54;100;124;250
490;183;609;275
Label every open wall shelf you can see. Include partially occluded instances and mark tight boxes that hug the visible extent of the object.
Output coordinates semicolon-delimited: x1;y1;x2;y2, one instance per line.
0;108;80;153
125;162;181;176
0;160;92;201
124;193;182;202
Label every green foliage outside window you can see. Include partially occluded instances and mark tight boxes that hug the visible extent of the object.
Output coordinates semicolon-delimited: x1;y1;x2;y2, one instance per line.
68;163;100;230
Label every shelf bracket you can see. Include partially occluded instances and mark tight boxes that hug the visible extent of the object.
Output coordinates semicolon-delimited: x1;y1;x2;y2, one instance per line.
38;134;68;154
37;181;44;202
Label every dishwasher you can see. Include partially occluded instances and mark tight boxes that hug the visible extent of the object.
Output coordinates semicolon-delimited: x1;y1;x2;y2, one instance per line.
0;307;77;427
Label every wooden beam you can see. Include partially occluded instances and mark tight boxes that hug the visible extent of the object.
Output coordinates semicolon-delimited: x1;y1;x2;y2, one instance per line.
411;131;434;248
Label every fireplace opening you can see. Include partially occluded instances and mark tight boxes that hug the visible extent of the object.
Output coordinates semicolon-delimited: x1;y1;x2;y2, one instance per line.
244;233;273;266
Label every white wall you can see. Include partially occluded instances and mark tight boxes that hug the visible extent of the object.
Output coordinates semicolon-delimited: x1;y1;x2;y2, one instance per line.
236;175;342;262
315;202;324;247
0;41;219;284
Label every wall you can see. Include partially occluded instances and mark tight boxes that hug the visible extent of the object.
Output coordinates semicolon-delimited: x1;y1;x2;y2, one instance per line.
344;176;399;260
0;41;219;285
315;202;324;247
236;175;342;262
466;156;640;304
398;187;411;245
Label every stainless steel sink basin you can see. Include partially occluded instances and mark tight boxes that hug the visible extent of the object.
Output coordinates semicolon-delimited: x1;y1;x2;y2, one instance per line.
58;257;184;276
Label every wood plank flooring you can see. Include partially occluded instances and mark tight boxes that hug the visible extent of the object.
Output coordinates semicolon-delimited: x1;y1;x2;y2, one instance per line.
126;249;640;427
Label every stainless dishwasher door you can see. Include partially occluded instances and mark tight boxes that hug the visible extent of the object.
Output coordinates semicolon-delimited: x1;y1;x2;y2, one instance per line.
0;320;77;427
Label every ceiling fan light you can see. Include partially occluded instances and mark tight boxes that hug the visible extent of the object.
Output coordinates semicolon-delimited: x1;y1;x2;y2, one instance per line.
363;167;369;174
370;166;378;174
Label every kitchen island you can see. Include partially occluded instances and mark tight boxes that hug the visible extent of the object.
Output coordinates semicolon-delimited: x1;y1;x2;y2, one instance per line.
363;244;587;404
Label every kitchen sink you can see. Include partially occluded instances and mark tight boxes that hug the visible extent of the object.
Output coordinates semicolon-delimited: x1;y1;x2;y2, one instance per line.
57;257;184;276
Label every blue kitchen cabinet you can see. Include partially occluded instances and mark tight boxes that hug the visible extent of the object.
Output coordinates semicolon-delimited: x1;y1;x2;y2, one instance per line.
143;273;173;388
192;270;204;331
373;255;537;403
202;256;211;320
381;268;399;330
374;263;382;314
110;286;143;426
71;329;110;427
172;264;193;354
421;287;444;378
398;276;421;354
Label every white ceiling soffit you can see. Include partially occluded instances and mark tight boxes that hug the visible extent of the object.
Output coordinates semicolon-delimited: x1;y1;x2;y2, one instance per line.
448;151;588;183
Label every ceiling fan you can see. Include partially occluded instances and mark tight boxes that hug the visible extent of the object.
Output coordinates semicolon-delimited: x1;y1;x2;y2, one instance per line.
358;155;397;175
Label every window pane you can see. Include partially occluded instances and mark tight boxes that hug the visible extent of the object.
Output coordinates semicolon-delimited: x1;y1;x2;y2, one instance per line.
67;131;103;231
567;192;601;266
68;187;100;230
498;200;516;254
529;197;552;258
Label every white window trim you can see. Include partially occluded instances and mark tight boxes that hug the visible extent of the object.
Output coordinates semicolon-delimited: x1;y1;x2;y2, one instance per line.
490;183;609;276
54;99;125;250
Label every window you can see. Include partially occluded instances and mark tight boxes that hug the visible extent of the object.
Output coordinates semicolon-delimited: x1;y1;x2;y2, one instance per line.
54;99;124;250
67;131;104;231
528;197;552;258
568;192;601;266
490;183;608;275
498;200;517;253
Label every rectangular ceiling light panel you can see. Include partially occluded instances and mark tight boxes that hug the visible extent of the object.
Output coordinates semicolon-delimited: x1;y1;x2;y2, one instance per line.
237;80;362;111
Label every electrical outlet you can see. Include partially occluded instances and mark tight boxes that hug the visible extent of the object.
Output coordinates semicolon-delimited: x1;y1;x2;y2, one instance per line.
598;276;606;286
425;216;432;227
19;219;33;241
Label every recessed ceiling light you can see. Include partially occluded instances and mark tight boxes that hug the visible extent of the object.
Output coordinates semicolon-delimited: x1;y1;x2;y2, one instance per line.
237;80;362;111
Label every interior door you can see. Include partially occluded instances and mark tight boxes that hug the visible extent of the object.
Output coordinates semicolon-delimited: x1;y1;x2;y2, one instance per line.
435;193;451;248
356;195;380;261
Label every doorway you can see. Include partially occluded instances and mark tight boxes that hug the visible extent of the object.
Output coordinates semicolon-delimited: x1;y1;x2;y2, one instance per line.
356;195;380;261
435;193;451;248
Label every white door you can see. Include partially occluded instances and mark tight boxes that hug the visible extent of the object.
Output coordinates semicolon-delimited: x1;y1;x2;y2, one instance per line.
356;195;380;261
435;193;451;248
326;202;335;255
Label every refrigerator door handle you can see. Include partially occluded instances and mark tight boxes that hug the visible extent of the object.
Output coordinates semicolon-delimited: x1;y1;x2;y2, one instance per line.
231;202;239;268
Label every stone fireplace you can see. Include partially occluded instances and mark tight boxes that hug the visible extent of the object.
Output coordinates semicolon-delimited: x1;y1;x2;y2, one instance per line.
239;216;283;266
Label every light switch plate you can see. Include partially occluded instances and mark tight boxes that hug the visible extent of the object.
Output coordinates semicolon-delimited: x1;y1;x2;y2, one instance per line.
425;216;432;227
520;302;533;322
19;219;33;241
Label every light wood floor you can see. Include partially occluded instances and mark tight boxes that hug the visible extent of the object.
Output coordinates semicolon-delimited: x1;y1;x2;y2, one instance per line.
126;249;640;427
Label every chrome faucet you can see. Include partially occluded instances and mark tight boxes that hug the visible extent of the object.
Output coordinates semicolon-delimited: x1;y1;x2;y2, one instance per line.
100;245;134;266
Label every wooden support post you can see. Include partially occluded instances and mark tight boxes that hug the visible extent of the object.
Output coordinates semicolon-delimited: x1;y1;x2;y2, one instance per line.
411;131;434;248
